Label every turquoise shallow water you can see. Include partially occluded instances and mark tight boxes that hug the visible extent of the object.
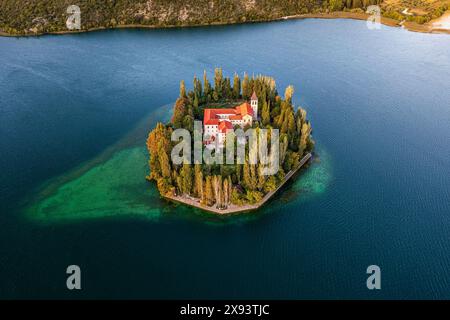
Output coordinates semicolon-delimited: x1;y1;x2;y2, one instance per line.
24;104;330;225
1;18;450;299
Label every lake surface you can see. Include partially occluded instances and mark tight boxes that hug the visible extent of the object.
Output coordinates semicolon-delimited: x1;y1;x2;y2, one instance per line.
1;18;450;299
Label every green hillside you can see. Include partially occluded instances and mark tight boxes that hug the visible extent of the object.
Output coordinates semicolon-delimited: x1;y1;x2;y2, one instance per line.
0;0;380;35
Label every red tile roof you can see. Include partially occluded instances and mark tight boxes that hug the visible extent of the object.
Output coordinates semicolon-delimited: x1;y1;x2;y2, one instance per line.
229;115;243;120
204;102;253;125
236;102;253;117
218;121;234;133
203;109;219;125
251;91;258;100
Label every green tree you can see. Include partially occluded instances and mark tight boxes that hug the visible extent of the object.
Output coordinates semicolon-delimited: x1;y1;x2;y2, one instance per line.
203;70;211;98
193;76;202;98
261;100;270;126
258;164;266;190
329;0;343;11
232;73;241;99
243;160;251;190
222;176;232;207
224;78;232;98
212;175;223;208
299;121;312;155
182;114;194;132
205;176;214;206
172;98;186;129
179;163;193;195
214;67;223;99
194;164;203;199
284;85;294;103
157;140;171;179
146;123;171;180
243;158;258;191
263;176;277;193
179;80;186;98
242;72;250;99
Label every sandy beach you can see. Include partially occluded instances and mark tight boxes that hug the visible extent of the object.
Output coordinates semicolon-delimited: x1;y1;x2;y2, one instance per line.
430;10;450;33
282;11;450;35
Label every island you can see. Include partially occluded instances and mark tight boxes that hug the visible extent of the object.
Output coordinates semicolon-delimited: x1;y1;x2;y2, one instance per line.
146;69;314;213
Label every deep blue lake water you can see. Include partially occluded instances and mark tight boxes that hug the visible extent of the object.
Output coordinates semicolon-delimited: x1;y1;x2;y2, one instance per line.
1;18;450;299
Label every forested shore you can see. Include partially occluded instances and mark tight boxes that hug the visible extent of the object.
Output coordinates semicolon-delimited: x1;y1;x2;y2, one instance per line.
1;0;382;36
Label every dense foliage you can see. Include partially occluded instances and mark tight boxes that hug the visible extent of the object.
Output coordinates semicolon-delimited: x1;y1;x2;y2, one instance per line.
381;0;449;24
146;69;314;209
0;0;381;35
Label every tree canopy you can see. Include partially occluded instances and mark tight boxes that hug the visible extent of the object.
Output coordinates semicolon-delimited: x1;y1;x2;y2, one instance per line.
146;70;314;209
0;0;385;35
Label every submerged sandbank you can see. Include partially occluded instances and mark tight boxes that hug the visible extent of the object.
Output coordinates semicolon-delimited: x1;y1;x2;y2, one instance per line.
24;103;332;224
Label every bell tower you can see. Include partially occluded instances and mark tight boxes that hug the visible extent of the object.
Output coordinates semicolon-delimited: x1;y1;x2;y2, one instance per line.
250;91;258;119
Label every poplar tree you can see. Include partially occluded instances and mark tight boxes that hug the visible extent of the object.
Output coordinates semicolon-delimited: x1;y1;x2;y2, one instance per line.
233;73;241;99
214;67;223;99
224;78;232;98
296;108;307;134
279;134;289;165
284;85;294;103
223;177;232;207
193;76;202;98
147;123;172;181
258;164;266;191
227;176;232;205
180;163;193;195
249;164;258;191
261;100;270;126
299;121;312;155
205;176;214;206
180;80;186;98
172;98;186;129
212;175;223;208
242;73;250;99
236;163;242;183
194;164;203;198
157;140;171;179
203;70;211;98
193;94;200;118
243;160;258;191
